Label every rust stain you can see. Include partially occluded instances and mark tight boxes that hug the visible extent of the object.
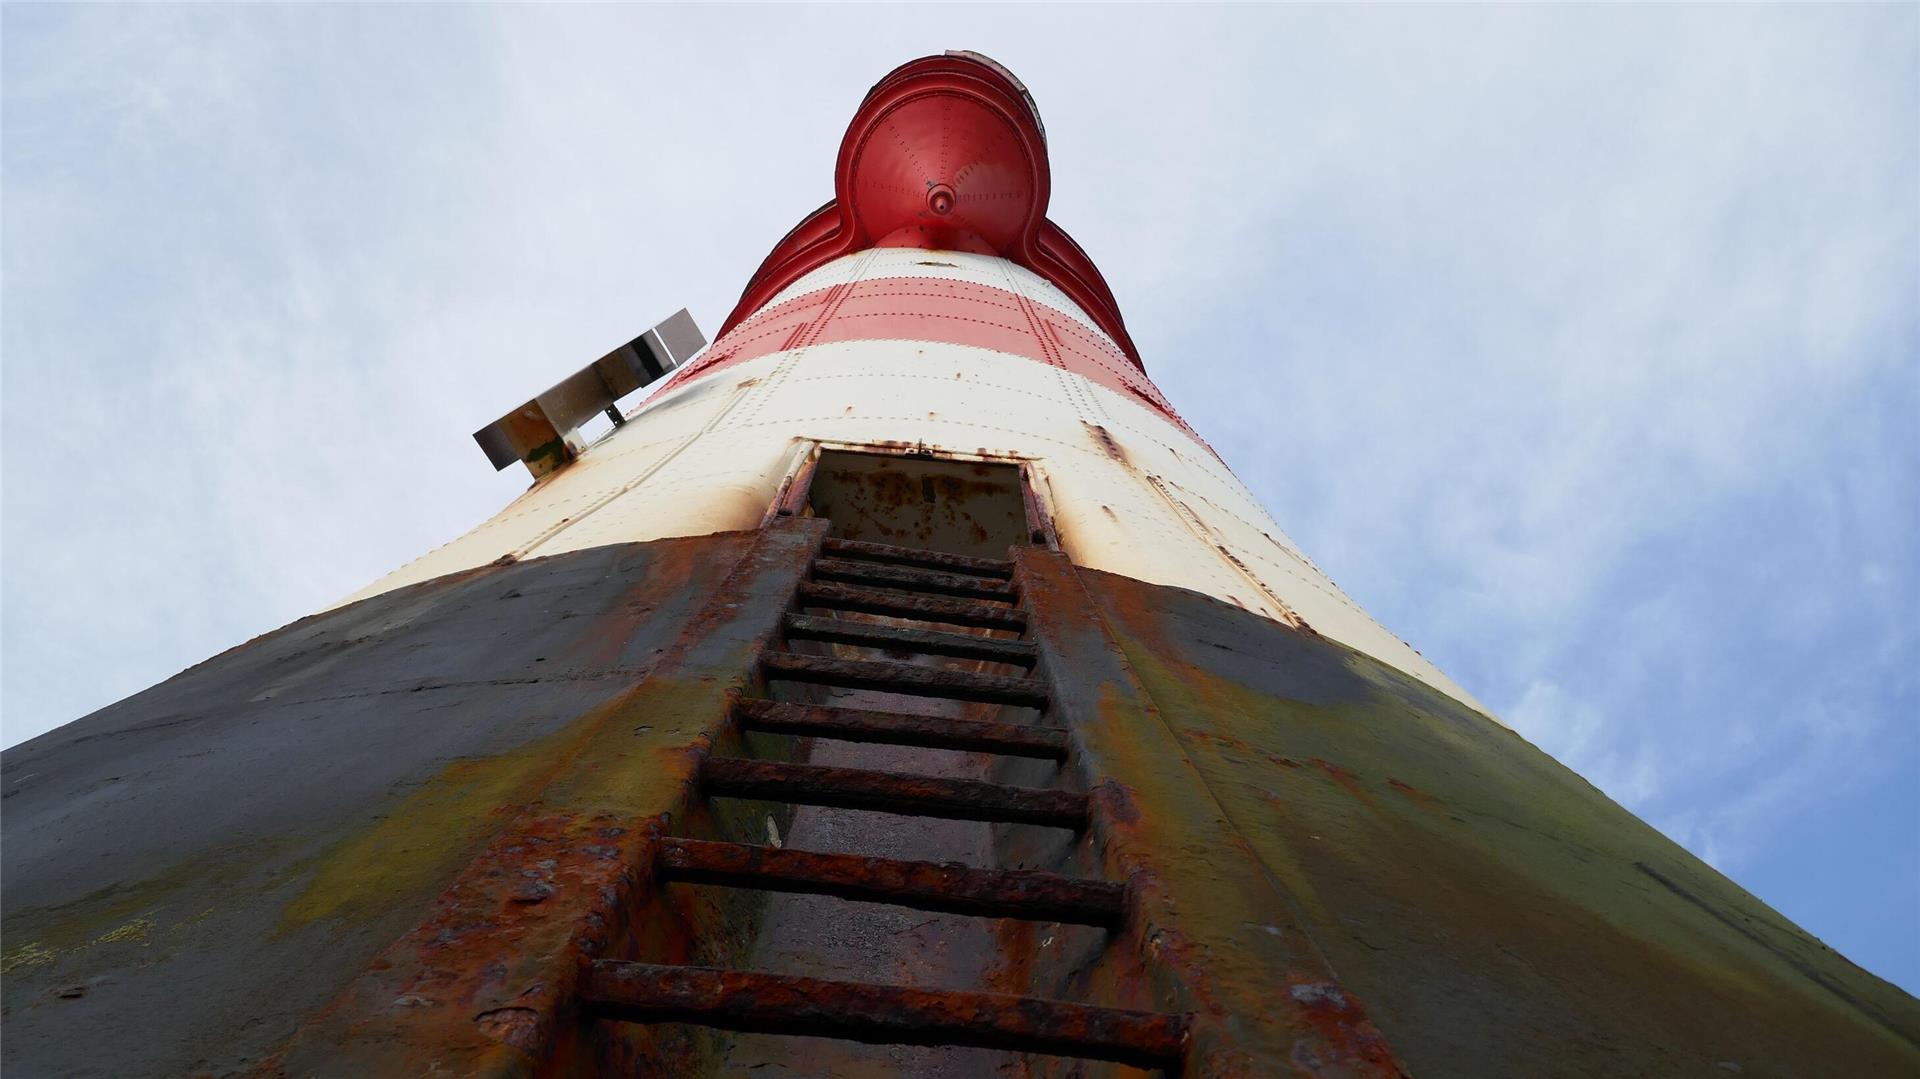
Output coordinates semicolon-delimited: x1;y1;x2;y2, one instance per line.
1312;759;1377;809
1082;422;1130;465
268;522;830;1073
989;918;1038;998
1187;728;1254;753
567;541;710;670
1285;975;1409;1075
1386;777;1441;813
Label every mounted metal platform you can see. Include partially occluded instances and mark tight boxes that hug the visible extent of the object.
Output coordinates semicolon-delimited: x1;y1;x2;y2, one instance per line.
472;307;705;477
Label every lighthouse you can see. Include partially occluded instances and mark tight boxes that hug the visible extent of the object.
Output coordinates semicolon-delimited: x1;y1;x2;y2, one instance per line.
3;50;1914;1077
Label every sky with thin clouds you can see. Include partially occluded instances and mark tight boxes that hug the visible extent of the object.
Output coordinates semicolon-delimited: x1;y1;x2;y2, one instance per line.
4;5;1916;993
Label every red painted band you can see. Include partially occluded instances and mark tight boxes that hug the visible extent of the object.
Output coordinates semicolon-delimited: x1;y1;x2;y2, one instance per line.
660;275;1198;441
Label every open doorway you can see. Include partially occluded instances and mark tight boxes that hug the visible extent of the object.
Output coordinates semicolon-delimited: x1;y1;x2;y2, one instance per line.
772;447;1049;560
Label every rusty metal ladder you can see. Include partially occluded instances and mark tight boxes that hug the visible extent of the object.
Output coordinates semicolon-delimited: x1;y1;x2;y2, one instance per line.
577;536;1191;1072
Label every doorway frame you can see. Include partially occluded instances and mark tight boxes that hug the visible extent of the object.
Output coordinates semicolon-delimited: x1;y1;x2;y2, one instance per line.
760;438;1060;551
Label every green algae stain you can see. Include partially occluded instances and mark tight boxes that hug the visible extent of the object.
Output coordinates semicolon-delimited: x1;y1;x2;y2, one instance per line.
3;913;166;977
277;737;578;932
1101;594;1920;1068
1094;649;1337;924
92;916;156;945
275;685;679;933
1;840;257;967
1;941;58;974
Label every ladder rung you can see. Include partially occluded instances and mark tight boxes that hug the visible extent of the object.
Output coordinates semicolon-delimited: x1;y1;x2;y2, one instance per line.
822;537;1014;579
761;652;1049;708
702;758;1088;829
735;699;1068;760
798;582;1027;632
656;838;1124;926
582;961;1188;1069
813;558;1016;602
784;613;1036;665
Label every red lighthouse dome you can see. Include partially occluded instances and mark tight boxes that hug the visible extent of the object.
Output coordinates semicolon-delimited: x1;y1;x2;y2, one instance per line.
721;51;1144;369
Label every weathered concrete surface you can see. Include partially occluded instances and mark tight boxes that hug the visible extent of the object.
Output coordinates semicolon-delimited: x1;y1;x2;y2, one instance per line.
1015;549;1407;1077
1;532;761;1078
266;518;829;1077
7;534;1915;1078
1070;567;1920;1078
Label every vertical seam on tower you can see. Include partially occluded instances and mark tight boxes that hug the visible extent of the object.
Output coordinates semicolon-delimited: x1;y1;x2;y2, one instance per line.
1141;473;1305;629
990;259;1104;426
736;248;882;432
1043;316;1114;424
796;249;879;350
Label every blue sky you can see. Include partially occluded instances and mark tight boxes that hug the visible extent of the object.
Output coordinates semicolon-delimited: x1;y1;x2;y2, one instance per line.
4;5;1915;993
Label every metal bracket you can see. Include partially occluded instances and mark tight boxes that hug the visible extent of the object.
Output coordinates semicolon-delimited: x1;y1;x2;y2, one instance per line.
473;309;706;478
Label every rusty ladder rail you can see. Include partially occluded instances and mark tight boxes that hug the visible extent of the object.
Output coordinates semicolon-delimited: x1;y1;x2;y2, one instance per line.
734;699;1068;760
810;557;1018;601
582;962;1187;1070
759;652;1050;707
821;536;1014;578
702;757;1088;829
782;613;1036;665
585;535;1190;1071
797;581;1027;631
656;837;1123;926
